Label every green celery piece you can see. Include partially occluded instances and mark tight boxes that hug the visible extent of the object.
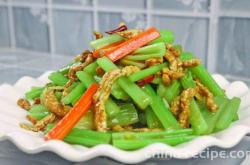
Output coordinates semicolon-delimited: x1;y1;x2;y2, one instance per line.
83;62;98;75
48;72;69;86
45;125;111;146
29;104;50;120
97;57;151;108
61;83;86;105
112;128;193;140
111;82;129;100
215;97;241;131
144;85;180;129
90;34;124;49
59;61;81;75
76;70;122;113
105;98;121;117
108;103;139;126
138;111;147;125
180;52;225;96
125;53;164;61
29;104;48;113
233;114;239;121
179;70;208;134
145;107;163;129
120;59;146;69
118;77;152;109
133;42;166;55
129;63;167;82
113;135;196;150
74;110;94;130
164;80;181;103
64;129;111;147
97;56;117;71
189;99;208;135
25;87;44;100
76;71;96;88
97;57;129;100
149;30;175;44
202;96;229;134
180;71;195;89
71;94;81;105
157;81;167;97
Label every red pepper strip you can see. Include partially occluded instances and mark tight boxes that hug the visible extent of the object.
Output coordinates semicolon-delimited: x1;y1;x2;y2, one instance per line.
105;25;128;34
137;75;155;87
44;84;99;141
93;41;124;58
105;27;160;62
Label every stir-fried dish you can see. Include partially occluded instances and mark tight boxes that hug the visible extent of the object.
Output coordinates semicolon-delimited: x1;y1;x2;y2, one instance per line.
17;23;241;150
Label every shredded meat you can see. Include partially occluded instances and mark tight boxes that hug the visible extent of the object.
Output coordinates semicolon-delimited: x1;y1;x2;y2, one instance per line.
170;96;181;116
20;113;56;132
178;58;201;68
145;57;163;67
179;88;197;128
26;115;37;124
93;31;103;39
166;44;181;57
116;29;143;39
178;88;197;128
62;79;74;97
195;80;218;112
33;98;41;105
42;88;71;117
17;98;31;110
162;45;186;85
69;51;93;80
96;66;105;76
93;66;140;131
162;68;185;86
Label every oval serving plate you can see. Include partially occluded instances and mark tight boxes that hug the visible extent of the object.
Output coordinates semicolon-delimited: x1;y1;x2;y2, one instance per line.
0;72;250;164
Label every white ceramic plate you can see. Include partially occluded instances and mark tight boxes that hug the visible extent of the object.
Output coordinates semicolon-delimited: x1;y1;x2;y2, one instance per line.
0;72;250;164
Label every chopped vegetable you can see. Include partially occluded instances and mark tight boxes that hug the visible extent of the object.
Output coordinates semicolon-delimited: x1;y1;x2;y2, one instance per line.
215;97;241;131
61;83;86;105
90;34;124;49
108;103;139;126
105;27;160;62
45;83;98;140
149;29;175;44
144;85;180;129
48;72;69;86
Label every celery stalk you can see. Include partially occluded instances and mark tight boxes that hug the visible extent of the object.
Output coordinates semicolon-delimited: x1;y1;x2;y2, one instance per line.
48;72;69;86
149;30;175;44
90;34;124;49
145;107;163;129
129;63;167;82
180;52;225;96
108;103;139;126
164;80;181;103
83;62;98;75
144;85;180;129
113;135;196;150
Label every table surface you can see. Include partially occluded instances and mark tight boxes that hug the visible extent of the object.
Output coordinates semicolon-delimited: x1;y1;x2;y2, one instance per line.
0;51;249;165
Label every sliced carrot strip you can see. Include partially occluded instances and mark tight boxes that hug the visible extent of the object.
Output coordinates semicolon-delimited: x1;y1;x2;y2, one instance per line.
44;83;99;141
93;41;124;58
105;27;160;62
